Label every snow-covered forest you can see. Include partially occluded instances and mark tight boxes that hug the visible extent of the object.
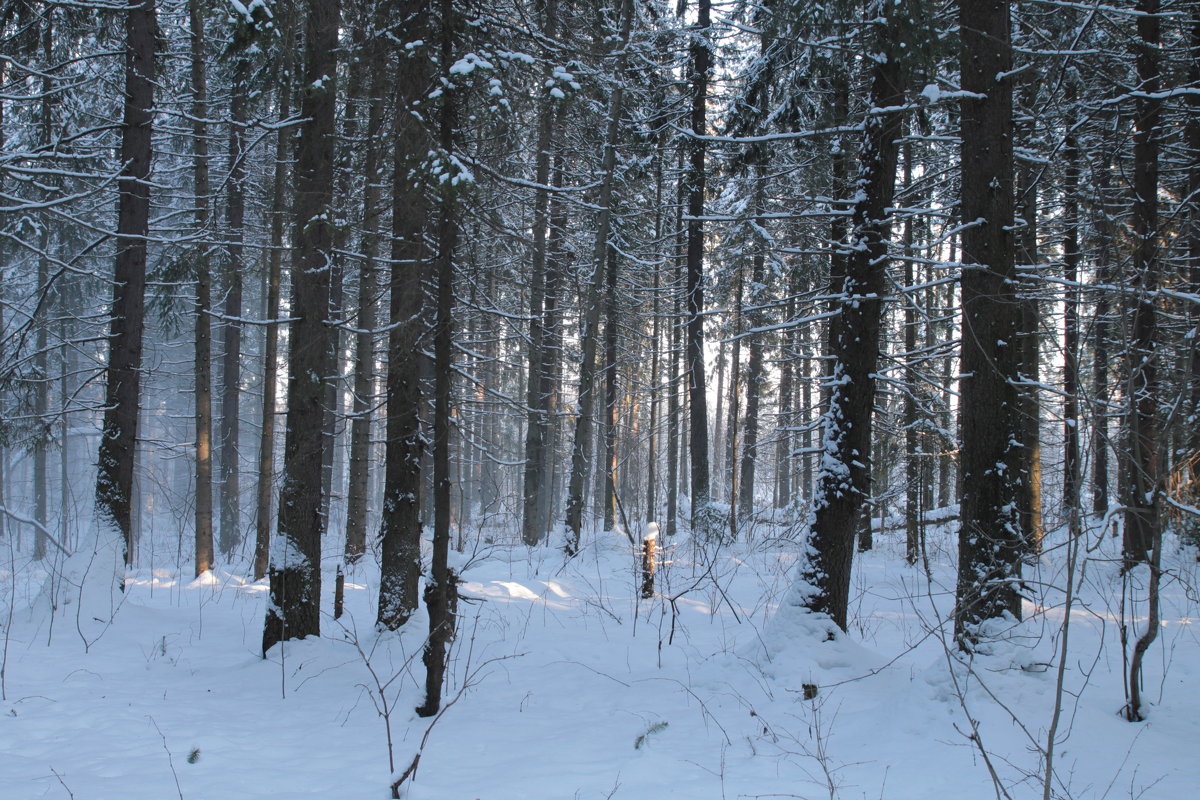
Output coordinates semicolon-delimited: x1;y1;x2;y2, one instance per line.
1;0;1199;797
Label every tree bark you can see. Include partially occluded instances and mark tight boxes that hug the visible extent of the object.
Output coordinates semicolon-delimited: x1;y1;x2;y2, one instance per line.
1090;175;1114;519
726;278;742;526
189;0;214;575
954;0;1024;644
738;201;766;525
685;0;713;530
540;151;567;536
254;62;292;581
33;12;54;562
1120;0;1162;572
345;22;387;564
602;248;619;533
521;0;561;546
563;0;634;556
219;51;249;560
417;0;461;717
665;162;684;537
1015;77;1043;556
1185;10;1200;506
1062;82;1081;535
1123;0;1167;687
96;0;157;567
902;139;920;565
774;289;795;511
800;3;906;631
377;0;432;630
263;0;339;652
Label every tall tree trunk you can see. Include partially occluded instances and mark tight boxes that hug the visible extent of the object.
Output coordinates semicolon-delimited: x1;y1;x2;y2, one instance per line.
685;0;713;530
417;0;460;717
539;150;566;537
645;146;664;526
954;0;1024;644
327;16;370;540
1015;78;1043;556
1185;10;1200;508
59;283;73;551
800;320;814;503
345;34;387;564
1122;0;1164;722
96;0;157;568
1091;182;1113;519
563;0;633;556
0;57;6;548
377;0;432;630
799;3;906;631
647;277;661;526
253;68;292;581
738;203;766;525
321;284;346;525
937;267;955;509
1123;0;1164;715
190;0;214;575
726;277;742;526
477;267;501;517
263;0;339;652
33;12;54;562
602;248;619;533
219;53;249;560
521;0;561;546
665;174;683;537
774;290;795;511
1121;0;1162;571
1062;82;1081;535
902;140;920;565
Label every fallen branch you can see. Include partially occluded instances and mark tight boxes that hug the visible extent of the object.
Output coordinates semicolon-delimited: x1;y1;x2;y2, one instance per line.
0;505;72;557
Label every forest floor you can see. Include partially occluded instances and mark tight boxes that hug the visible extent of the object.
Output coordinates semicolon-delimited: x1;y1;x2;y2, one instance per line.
1;513;1198;799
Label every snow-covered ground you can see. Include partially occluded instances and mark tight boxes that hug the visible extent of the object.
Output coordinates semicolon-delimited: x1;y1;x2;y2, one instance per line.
1;517;1196;799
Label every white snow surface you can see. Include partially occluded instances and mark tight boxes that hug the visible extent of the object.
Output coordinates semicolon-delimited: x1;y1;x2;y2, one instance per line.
1;518;1197;799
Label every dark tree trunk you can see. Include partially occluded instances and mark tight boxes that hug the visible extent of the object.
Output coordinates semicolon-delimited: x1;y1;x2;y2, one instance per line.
1015;79;1043;556
521;0;561;546
263;0;339;652
377;0;432;630
254;69;292;581
345;27;388;564
190;0;214;575
563;0;633;556
665;170;683;537
902;140;920;566
726;278;742;527
800;329;813;504
1062;82;1082;533
33;13;54;562
647;279;661;526
685;0;713;530
1120;0;1162;574
738;216;766;524
540;151;566;536
602;248;619;533
1186;10;1200;481
1122;2;1164;723
219;53;249;560
800;3;906;631
0;58;6;548
954;0;1024;644
417;0;461;717
774;289;794;511
1091;194;1113;519
476;268;500;518
96;0;157;567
